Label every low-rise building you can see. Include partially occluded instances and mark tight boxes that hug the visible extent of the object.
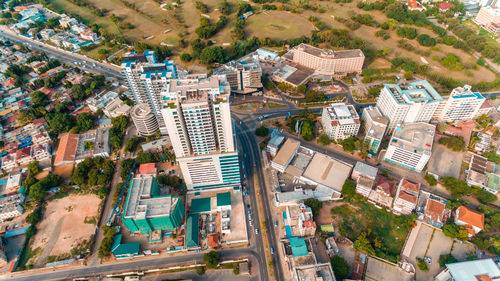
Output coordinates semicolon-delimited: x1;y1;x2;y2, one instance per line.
417;191;450;229
0;193;24;222
454;206;484;237
393;179;420;215
271;139;300;173
266;134;286;157
384;123;435;173
321;103;360;141
367;176;394;209
53;128;110;166
351;161;378;182
434;258;500;281
102;97;131;118
283;204;316;237
362;106;388;155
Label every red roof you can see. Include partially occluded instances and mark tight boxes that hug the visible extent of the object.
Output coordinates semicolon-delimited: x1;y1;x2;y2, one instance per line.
139;163;157;175
439;2;453;10
16;147;31;159
208;233;220;248
424;198;446;222
304;220;316;228
480;101;492;109
32;117;47;126
398;191;417;204
457;206;484;230
401;179;420;193
54;133;79;166
377;176;394;195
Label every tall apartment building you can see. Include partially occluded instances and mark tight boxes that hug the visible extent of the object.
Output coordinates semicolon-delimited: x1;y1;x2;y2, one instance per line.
291;43;364;76
362;106;388;155
376;80;443;129
384;123;435;173
434;85;491;122
160;75;240;190
213;55;262;94
121;51;178;134
321;103;360;140
475;6;500;28
131;103;159;136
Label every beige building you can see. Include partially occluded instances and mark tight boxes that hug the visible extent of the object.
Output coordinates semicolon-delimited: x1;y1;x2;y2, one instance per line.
291;43;364;76
475;6;500;35
131;103;159;136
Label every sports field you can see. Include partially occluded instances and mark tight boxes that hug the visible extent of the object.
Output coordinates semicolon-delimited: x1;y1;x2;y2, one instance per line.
245;11;315;40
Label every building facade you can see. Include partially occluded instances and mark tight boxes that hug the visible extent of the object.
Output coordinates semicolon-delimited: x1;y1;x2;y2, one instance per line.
321;103;360;140
131;103;159;136
121;51;178;134
160;76;240;190
376;80;442;129
361;106;388;155
291;43;364;76
384;123;435;173
434;85;487;122
213;55;262;94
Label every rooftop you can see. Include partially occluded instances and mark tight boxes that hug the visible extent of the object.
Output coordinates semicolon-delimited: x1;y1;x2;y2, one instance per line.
457;206;484;230
53;133;79;166
272;139;300;167
446;258;500;281
363;106;388;140
390;123;435;155
383;80;442;105
450;85;484;100
302;152;352;193
295;43;364;59
216;192;231;207
353;161;378;179
190;197;211;213
139;163;156;175
324;103;360;126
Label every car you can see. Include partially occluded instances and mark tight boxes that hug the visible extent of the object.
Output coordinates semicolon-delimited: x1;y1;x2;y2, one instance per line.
255;228;259;234
123;153;126;158
271;247;274;254
248;214;252;220
159;170;165;173
249;220;253;226
274;220;278;227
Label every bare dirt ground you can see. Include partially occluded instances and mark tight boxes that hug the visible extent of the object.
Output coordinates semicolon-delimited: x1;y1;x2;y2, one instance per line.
316;201;347;225
30;194;100;266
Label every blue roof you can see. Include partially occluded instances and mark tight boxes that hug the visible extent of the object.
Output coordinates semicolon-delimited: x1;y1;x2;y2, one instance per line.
450;91;484;100
290;237;308;257
383;80;443;105
111;234;140;257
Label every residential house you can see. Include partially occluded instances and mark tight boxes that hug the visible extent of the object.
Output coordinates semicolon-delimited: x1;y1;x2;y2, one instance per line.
454;206;484;237
393;179;420;215
417;191;450;229
367;176;395;209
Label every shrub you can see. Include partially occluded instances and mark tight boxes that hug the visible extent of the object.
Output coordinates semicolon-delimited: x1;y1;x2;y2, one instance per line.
255;126;269;137
417;258;429;271
417;34;436;47
424;174;437;186
331;256;350;280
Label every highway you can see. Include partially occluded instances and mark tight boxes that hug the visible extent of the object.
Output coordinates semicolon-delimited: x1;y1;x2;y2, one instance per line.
0;28;123;80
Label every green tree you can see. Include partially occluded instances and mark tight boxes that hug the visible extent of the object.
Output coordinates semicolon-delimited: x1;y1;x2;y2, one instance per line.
439;136;466;151
443;222;469;241
417;258;429;271
98;225;117;258
200;46;224;64
340;136;357;152
301;122;314;141
330;256;350;280
304;198;322;218
417;34;436;47
353;231;375;255
47;112;74;136
29;182;46;202
396;26;418;39
27;161;41;176
30;91;50;107
424;174;437;186
342;179;356;199
196;266;206;275
76;112;95;132
203;251;221;268
180;53;192;62
475;189;497;204
439;254;457;267
125;136;144;153
255;126;269;137
317;134;331;145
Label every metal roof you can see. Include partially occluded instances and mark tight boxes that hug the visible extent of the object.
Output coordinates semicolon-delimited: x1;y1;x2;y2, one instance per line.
290;237;308;257
186;214;199;248
190;198;211;213
216;192;231;207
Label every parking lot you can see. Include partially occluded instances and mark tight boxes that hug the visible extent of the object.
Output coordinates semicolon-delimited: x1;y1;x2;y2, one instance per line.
404;222;474;281
364;257;413;281
427;142;464;179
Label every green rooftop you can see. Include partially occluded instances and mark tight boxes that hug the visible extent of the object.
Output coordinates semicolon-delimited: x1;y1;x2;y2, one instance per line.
320;224;335;233
191;197;211;213
216;192;231;207
290;237;308;257
111;234;140;258
487;173;500;192
186;214;199;248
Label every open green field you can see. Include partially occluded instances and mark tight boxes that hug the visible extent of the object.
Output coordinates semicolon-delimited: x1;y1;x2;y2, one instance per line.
245;10;315;40
331;200;415;262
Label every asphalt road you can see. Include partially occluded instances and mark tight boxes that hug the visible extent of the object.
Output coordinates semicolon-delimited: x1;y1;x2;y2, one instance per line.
0;29;123;80
234;115;284;281
4;248;261;281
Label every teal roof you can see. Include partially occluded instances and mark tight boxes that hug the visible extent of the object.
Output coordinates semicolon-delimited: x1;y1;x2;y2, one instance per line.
216;192;231;207
290;237;308;257
191;198;211;213
111;234;140;257
186;214;199;248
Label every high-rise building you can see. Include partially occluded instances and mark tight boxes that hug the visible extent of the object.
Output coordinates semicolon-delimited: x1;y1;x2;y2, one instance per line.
213;55;262;94
376;80;443;129
320;103;360;140
362;106;388;155
290;43;364;76
384;123;435;173
131;103;159;136
160;75;240;190
475;6;500;27
121;51;178;134
434;85;489;122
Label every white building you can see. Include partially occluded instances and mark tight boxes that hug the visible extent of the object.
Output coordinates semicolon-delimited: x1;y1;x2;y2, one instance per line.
0;193;24;222
121;51;178;134
270;139;300;173
384;123;435;173
376;80;443;129
131;103;159;136
362;106;388;155
160;76;240;190
321;103;360;140
434;85;488;122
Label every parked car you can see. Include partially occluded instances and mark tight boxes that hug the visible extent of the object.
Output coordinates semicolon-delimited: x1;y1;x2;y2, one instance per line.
255;228;259;235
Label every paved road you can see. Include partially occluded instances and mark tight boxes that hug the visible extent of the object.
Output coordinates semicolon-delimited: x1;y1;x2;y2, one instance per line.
234;115;284;281
4;248;261;281
0;29;123;80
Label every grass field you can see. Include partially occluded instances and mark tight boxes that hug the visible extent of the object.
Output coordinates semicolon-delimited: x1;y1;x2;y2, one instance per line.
245;11;315;40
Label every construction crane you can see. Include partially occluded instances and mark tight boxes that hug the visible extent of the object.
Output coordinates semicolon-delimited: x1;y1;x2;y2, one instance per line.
106;161;136;226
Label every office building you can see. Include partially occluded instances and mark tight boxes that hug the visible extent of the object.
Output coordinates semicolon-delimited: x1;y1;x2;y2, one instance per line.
434;85;487;122
121;51;178;134
384;123;435;172
321;103;360;140
376;80;443;129
160;76;240;190
131;103;159;136
287;43;364;77
213;55;262;94
121;175;185;235
362;106;388;155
